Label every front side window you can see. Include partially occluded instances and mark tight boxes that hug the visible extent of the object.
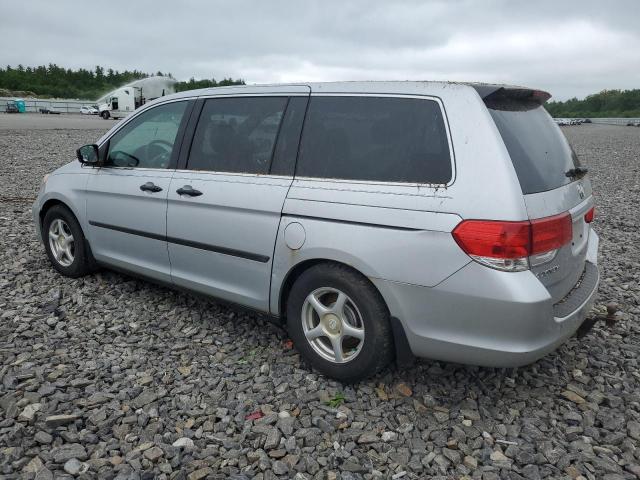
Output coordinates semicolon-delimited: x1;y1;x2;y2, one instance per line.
187;96;288;174
106;101;187;169
296;96;452;184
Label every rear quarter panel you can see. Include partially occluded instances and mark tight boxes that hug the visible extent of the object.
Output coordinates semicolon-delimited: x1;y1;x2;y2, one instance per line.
270;211;469;314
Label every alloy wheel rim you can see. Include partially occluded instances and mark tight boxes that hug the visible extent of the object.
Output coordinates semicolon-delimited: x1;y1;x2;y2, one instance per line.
48;218;75;267
301;287;365;364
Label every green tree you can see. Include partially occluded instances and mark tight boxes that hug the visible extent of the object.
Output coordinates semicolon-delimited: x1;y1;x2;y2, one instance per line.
0;64;244;99
173;76;245;92
545;89;640;118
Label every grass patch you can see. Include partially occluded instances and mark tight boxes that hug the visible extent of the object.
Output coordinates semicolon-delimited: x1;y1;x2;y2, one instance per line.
325;392;346;408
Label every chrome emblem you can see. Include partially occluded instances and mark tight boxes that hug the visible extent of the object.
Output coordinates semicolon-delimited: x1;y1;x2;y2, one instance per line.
577;182;585;199
536;265;559;278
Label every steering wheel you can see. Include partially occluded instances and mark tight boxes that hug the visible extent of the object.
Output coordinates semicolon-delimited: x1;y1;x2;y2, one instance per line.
145;140;173;168
108;150;140;167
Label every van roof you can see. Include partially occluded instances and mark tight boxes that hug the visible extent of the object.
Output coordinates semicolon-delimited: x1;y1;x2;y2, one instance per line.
164;81;550;102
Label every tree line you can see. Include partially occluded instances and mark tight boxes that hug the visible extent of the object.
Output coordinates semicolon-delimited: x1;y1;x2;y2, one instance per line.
545;89;640;118
0;64;244;100
3;64;636;117
173;77;245;92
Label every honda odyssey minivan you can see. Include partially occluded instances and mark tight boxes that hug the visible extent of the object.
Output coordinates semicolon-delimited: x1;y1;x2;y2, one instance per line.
33;82;599;381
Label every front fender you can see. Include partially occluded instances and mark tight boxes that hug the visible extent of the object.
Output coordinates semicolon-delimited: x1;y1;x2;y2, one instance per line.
34;171;91;238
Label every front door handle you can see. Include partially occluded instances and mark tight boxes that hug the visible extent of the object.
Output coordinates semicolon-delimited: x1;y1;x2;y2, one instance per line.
176;185;203;197
140;182;162;193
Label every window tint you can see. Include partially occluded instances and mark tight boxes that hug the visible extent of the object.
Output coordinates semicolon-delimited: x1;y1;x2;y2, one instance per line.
296;96;451;183
488;104;578;194
271;96;308;176
187;97;288;174
106;101;187;169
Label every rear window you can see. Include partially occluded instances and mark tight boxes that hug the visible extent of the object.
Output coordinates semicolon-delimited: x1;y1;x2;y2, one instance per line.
488;102;579;194
296;96;452;184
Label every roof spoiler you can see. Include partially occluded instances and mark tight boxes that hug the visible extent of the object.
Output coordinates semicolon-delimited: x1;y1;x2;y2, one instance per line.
474;86;552;111
473;86;551;105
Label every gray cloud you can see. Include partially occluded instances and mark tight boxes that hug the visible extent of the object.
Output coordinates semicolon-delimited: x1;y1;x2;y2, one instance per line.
1;0;638;100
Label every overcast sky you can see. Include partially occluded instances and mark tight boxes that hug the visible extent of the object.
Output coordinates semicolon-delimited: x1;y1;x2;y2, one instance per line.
2;0;639;100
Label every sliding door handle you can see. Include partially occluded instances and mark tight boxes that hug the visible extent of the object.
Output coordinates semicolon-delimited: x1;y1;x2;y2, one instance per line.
176;185;203;197
140;182;162;193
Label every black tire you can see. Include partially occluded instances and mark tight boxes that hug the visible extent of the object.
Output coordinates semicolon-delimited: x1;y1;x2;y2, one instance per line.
101;111;110;119
286;262;394;382
42;205;94;278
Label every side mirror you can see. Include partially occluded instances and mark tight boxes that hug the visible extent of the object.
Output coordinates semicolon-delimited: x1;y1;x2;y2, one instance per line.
76;144;100;165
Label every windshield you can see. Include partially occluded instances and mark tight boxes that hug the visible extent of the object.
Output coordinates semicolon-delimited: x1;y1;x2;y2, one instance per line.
488;103;579;194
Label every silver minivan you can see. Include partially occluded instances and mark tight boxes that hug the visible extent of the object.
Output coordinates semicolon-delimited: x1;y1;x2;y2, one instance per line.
33;82;599;381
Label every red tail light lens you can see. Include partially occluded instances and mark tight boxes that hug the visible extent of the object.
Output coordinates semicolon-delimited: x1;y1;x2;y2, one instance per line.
452;220;531;259
530;213;573;254
584;206;595;223
452;213;573;271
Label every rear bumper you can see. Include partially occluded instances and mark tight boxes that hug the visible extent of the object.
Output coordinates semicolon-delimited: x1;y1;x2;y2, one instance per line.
374;231;599;367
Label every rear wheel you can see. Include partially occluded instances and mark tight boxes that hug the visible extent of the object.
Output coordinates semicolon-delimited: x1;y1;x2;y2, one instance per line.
42;205;94;278
286;263;394;382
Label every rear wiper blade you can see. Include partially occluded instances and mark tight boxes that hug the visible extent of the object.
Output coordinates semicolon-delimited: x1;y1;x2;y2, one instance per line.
565;167;588;178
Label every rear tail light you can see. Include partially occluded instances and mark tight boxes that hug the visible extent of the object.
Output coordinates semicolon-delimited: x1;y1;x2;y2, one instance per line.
452;213;573;272
584;206;595;223
530;214;573;254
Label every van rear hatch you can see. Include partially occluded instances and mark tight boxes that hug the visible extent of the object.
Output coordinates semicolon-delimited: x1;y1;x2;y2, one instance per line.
478;86;594;304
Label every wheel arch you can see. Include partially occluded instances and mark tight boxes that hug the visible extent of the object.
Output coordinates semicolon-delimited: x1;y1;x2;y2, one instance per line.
277;258;390;321
39;197;97;270
39;198;77;229
277;257;414;367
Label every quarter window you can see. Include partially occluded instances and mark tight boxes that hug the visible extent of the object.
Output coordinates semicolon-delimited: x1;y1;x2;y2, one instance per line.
187;97;288;174
106;101;188;169
296;96;452;184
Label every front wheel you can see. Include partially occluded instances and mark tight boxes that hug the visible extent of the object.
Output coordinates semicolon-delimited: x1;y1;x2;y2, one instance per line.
42;205;94;278
286;263;394;382
101;111;110;119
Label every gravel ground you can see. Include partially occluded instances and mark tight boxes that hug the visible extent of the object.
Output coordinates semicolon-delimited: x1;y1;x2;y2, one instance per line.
0;113;114;131
1;123;639;480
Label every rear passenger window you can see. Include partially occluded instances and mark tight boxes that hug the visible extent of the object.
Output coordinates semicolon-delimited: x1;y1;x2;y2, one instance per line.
188;97;288;174
296;96;451;183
